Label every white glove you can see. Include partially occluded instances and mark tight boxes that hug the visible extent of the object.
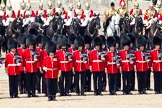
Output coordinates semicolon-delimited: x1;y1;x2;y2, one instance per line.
0;64;2;67
105;68;107;73
43;67;47;72
89;66;92;72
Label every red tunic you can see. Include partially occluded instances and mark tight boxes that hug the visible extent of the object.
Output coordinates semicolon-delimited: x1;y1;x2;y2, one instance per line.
23;49;38;73
35;9;47;18
56;49;72;72
150;49;162;72
118;50;134;72
17;10;26;18
43;56;59;79
106;51;118;74
73;51;87;72
17;48;25;72
134;50;149;72
5;53;20;76
89;49;105;72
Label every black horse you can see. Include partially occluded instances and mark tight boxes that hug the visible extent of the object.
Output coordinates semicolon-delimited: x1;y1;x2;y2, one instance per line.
83;14;101;37
5;18;23;53
35;15;44;25
120;15;131;34
63;17;82;36
131;16;144;37
46;15;64;38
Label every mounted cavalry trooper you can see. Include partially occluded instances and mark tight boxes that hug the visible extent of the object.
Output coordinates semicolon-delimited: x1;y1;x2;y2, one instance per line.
53;0;66;18
143;2;158;30
155;0;161;14
23;1;35;27
103;2;117;34
44;0;54;26
0;0;6;19
35;0;47;24
129;1;142;25
75;2;84;19
3;0;16;27
64;3;76;26
80;2;94;27
17;0;26;18
118;0;128;18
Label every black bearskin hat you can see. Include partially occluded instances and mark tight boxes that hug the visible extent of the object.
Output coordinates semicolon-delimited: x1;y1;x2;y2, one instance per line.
8;38;17;51
74;36;85;50
46;41;57;54
121;35;131;47
136;36;146;48
107;37;116;48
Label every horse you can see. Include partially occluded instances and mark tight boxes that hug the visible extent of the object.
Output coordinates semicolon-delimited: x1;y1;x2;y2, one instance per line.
46;15;64;38
26;22;44;35
5;18;23;53
144;21;160;48
0;16;5;56
120;15;131;34
35;15;44;25
106;13;120;37
82;14;101;38
131;16;144;37
63;17;82;36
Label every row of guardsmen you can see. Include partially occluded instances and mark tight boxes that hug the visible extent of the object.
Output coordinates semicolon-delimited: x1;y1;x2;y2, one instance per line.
0;0;95;27
3;31;162;101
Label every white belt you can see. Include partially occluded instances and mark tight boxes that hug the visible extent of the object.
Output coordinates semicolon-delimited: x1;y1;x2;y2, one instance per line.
136;60;146;63
60;61;69;63
8;64;18;66
107;62;116;64
153;60;162;63
92;60;103;63
121;60;129;63
76;60;83;63
47;68;58;71
26;61;35;63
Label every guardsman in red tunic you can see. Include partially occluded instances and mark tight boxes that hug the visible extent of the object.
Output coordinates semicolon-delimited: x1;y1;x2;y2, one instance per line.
17;0;26;18
43;41;59;101
127;33;136;91
144;36;152;90
114;35;121;91
89;37;106;96
118;36;133;95
73;36;87;96
106;37;119;95
5;38;21;98
100;35;107;92
84;35;92;92
35;35;44;94
17;34;26;94
150;36;162;94
56;35;72;96
134;36;148;94
23;35;39;97
68;34;76;92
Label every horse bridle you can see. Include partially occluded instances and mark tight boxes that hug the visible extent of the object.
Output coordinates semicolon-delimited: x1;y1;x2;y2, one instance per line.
87;18;98;37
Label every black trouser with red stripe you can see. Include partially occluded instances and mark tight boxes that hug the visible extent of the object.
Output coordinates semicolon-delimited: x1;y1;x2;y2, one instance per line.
75;72;86;95
116;69;121;91
59;71;71;95
85;69;91;92
146;68;151;89
9;75;19;97
122;71;132;94
153;72;162;93
19;71;26;93
26;72;37;96
108;74;117;94
93;72;104;95
46;78;57;99
137;72;147;93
